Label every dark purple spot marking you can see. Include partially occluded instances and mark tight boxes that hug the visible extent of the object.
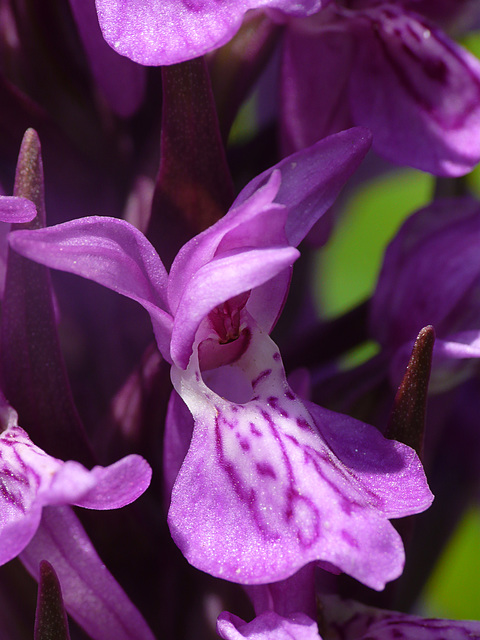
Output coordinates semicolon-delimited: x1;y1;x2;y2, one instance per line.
256;462;276;479
273;352;281;361
341;529;359;548
296;417;311;431
285;390;295;400
251;369;272;389
239;438;250;452
250;423;262;437
267;396;290;419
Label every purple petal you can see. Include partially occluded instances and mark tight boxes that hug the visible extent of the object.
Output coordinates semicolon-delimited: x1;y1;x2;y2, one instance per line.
0;196;37;222
0;419;152;565
370;198;480;351
20;506;156;640
95;0;326;66
171;246;299;368
9;217;174;359
233;128;372;246
163;390;194;502
350;6;480;175
0;425;93;565
74;455;152;509
435;331;480;358
168;171;285;313
322;595;480;640
68;0;146;117
169;324;432;589
217;611;321;640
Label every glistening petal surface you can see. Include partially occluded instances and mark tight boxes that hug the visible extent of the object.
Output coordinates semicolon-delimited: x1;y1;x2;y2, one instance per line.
9;217;173;359
95;0;326;66
169;323;432;589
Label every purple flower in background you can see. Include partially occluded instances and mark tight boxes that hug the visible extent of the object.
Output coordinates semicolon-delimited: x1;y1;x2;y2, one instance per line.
0;406;151;565
9;128;433;591
217;594;480;640
370;196;480;391
94;0;326;66
281;1;480;175
0;394;155;640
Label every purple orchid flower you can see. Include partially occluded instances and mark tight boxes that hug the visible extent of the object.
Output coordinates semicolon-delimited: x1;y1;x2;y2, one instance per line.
94;0;327;66
217;610;321;640
0;393;154;640
9;128;433;592
281;1;480;175
217;594;480;640
370;196;480;391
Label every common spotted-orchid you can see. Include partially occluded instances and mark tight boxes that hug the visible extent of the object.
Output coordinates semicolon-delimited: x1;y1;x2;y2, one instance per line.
280;1;480;175
9;128;433;593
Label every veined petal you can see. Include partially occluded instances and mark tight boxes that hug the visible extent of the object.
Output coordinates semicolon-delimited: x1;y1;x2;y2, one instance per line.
170;246;299;368
95;0;326;66
350;6;480;175
217;611;321;640
169;323;432;589
0;417;152;566
233;128;372;247
0;196;37;222
9;217;174;359
20;506;156;640
0;425;93;565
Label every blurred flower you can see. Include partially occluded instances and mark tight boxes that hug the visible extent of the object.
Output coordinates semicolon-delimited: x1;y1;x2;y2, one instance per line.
281;1;480;175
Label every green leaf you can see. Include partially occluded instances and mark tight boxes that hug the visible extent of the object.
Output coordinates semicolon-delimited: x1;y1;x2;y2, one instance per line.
421;506;480;620
315;169;433;319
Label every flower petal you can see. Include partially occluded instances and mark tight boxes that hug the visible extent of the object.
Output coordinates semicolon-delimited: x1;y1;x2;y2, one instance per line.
95;0;326;66
171;246;299;368
217;611;321;640
350;6;480;175
74;455;152;510
233;127;372;247
9;217;173;359
322;595;480;640
169;323;432;589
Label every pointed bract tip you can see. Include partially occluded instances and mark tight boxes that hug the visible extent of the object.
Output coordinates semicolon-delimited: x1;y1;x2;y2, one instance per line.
386;325;435;457
35;560;71;640
14;128;45;227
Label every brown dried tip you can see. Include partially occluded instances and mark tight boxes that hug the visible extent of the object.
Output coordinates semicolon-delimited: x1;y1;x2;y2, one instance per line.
386;325;435;459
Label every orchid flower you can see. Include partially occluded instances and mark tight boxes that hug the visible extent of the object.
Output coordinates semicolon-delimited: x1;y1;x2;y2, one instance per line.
217;595;480;640
9;128;433;592
370;196;480;391
0;394;154;640
281;1;480;175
